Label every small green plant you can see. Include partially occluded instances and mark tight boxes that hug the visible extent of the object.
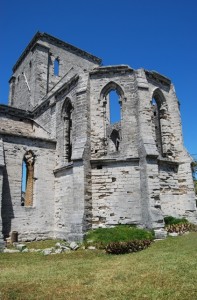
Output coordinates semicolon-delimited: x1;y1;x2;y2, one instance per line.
84;225;154;249
105;239;152;255
164;216;188;225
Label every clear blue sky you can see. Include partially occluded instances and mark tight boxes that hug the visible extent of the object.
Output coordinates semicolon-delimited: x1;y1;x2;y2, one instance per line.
1;0;197;156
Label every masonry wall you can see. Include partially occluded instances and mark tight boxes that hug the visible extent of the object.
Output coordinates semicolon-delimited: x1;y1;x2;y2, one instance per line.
40;37;99;92
54;167;73;239
136;69;196;226
90;67;138;159
9;51;35;110
159;161;196;220
54;161;87;241
10;36;99;111
91;161;141;227
52;72;92;240
1;136;56;241
0;114;51;140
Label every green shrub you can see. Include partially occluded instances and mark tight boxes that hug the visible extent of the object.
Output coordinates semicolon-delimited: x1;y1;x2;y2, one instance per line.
84;225;154;249
105;239;152;255
164;216;188;225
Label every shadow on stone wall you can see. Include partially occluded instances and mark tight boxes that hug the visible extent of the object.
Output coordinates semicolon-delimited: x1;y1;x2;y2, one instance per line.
1;167;14;238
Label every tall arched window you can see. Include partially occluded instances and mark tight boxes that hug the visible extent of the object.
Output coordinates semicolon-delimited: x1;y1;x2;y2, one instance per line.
100;82;124;152
109;90;121;124
151;89;167;156
54;58;59;76
21;150;35;206
62;99;73;163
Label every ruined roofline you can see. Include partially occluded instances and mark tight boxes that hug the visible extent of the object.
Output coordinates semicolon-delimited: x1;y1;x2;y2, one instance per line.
12;32;102;72
1;74;79;120
145;70;171;86
0;130;56;144
0;104;32;119
90;65;133;75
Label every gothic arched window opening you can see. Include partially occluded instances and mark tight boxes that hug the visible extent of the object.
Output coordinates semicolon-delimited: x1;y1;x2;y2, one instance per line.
109;90;121;124
62;99;73;163
21;150;35;207
100;82;124;153
54;58;59;76
151;91;165;156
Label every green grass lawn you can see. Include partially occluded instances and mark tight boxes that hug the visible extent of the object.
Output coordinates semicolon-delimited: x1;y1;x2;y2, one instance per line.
0;233;197;300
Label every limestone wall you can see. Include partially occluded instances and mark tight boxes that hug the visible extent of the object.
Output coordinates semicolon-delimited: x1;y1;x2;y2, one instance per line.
9;50;35;110
0;115;51;140
54;161;87;241
91;161;141;227
1;136;56;240
54;166;73;239
9;33;100;111
90;66;138;159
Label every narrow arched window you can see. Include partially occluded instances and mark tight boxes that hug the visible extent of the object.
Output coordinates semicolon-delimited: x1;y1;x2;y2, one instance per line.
62;99;73;163
100;82;124;153
21;150;35;206
109;90;121;124
151;96;163;156
54;58;59;76
21;161;27;206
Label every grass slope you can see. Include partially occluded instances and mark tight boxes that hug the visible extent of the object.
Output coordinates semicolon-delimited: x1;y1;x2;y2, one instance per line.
0;233;197;300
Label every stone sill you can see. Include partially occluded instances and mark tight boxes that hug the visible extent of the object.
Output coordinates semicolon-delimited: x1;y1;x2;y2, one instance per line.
0;131;56;144
158;157;180;166
91;157;139;164
53;162;73;174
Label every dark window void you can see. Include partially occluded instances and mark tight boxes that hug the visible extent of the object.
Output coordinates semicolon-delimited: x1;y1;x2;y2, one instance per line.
54;58;59;76
21;150;35;207
109;90;121;124
152;97;163;155
63;100;73;163
110;129;120;151
97;165;102;169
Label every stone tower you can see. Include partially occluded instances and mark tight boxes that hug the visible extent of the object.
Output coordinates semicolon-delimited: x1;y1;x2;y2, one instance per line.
0;32;196;243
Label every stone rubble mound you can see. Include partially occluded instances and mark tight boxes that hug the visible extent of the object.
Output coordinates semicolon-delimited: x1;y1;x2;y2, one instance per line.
2;241;80;255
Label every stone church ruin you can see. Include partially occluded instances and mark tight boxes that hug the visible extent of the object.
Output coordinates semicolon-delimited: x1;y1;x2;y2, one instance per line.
0;32;196;244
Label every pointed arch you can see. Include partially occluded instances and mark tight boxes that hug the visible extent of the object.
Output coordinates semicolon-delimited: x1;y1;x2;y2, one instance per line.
100;81;124;125
100;81;124;102
152;88;166;109
62;98;73;163
100;81;125;153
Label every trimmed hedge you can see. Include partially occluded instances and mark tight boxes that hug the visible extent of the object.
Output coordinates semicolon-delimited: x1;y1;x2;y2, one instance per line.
106;239;152;255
